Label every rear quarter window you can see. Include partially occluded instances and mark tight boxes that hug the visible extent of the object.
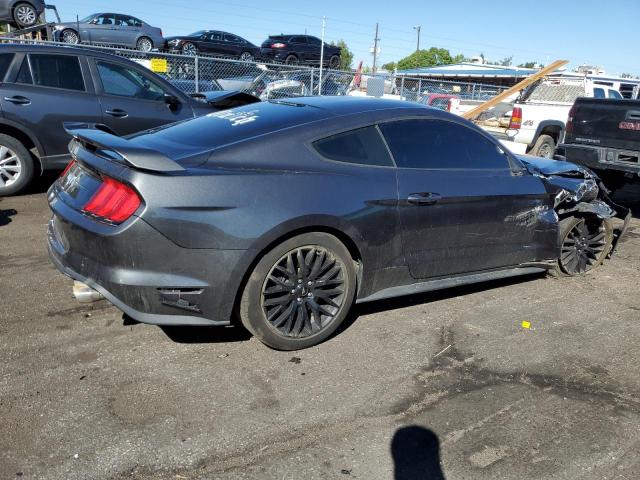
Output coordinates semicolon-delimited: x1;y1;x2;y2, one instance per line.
28;54;85;91
0;54;14;81
313;126;394;167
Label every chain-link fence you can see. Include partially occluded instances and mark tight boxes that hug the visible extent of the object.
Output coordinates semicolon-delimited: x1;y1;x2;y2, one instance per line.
0;38;508;107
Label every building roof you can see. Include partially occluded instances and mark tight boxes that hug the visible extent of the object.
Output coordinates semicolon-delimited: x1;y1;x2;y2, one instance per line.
397;62;539;78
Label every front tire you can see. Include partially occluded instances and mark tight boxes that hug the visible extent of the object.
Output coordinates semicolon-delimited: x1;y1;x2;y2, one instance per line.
136;36;153;52
239;51;254;62
181;42;197;56
0;134;34;197
239;232;357;350
61;28;79;44
557;216;613;275
531;134;555;158
13;2;38;27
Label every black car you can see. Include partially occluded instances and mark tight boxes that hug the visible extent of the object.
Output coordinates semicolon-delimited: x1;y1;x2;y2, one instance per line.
47;97;630;350
0;0;45;28
260;34;341;68
165;30;260;62
0;44;258;195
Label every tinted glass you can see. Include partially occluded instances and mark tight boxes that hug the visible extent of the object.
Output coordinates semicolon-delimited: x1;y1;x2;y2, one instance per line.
608;89;622;99
291;36;307;44
93;14;116;25
313;126;393;167
15;56;32;84
380;119;509;169
208;31;223;41
593;88;605;98
28;54;84;91
0;53;14;81
307;36;321;46
224;33;242;43
97;61;166;100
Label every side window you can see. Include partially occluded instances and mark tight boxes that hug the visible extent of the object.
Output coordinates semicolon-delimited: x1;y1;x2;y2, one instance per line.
291;36;307;44
608;89;622;99
0;53;14;81
307;36;321;46
380;119;509;169
27;54;85;91
224;33;242;43
593;87;605;98
96;61;166;100
15;56;32;84
313;126;394;167
93;14;116;25
208;31;223;41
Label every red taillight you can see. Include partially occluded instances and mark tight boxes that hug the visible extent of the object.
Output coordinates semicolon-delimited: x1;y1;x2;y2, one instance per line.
447;98;453;112
60;160;75;177
83;176;141;224
566;104;576;135
271;42;286;49
509;107;522;130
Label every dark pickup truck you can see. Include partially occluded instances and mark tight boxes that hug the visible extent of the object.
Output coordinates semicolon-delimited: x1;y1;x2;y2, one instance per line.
555;98;640;190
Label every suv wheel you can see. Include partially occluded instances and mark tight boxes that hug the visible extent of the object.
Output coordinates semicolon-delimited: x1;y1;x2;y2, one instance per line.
328;55;340;69
13;3;38;27
284;54;299;65
136;37;153;52
61;29;79;44
182;42;197;56
531;134;555;158
239;232;357;350
0;134;34;196
239;52;254;62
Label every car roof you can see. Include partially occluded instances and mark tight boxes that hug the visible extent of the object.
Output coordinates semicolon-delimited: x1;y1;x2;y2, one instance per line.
0;43;143;63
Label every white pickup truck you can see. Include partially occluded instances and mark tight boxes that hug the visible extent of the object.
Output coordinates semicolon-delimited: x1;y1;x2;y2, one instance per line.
450;78;623;157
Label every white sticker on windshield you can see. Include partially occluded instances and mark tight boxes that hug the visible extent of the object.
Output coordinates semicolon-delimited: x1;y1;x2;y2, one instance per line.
209;109;259;127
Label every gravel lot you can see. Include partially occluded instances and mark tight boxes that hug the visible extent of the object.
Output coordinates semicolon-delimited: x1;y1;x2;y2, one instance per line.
1;178;639;480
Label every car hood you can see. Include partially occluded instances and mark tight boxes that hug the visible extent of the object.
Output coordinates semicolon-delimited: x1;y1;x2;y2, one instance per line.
516;155;590;177
165;35;197;42
53;21;87;29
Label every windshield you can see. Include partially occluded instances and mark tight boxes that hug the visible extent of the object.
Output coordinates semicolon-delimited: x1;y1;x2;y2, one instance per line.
79;14;96;22
189;31;206;36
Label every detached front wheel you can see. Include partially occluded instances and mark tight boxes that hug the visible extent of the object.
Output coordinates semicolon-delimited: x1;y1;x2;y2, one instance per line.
240;233;357;350
558;216;613;275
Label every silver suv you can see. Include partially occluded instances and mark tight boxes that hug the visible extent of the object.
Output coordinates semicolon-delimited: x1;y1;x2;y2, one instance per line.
0;0;45;28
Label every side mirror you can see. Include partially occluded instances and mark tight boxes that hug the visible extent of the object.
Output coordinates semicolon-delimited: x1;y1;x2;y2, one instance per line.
164;93;180;106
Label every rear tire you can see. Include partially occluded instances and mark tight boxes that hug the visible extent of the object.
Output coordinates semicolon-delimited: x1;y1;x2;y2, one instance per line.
531;134;555;158
284;54;299;65
136;36;153;52
239;232;357;350
0;134;34;197
13;2;38;28
328;55;340;69
181;42;197;56
556;216;613;276
239;51;254;62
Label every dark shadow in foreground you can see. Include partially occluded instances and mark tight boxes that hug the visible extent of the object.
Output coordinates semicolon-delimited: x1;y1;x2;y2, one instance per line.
123;314;252;344
0;208;17;226
392;426;445;480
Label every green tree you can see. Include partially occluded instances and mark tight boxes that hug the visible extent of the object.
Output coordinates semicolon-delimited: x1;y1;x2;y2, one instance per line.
517;61;541;68
396;47;457;71
498;56;513;66
381;61;396;71
330;40;353;71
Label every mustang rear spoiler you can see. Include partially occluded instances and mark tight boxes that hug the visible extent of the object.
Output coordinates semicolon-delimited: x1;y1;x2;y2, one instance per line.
64;124;185;173
189;90;261;109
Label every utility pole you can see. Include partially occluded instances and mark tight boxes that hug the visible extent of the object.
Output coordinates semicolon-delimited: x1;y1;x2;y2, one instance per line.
413;25;421;52
372;22;379;73
319;16;325;95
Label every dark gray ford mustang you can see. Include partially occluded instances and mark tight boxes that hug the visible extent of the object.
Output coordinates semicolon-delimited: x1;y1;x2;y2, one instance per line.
47;97;630;350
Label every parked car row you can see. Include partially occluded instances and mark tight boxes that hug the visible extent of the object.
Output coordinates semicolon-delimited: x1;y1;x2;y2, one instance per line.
0;4;342;67
0;43;259;195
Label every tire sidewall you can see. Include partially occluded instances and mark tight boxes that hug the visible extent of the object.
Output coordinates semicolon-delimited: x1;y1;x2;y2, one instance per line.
556;216;613;276
329;55;340;69
137;37;153;51
284;54;298;65
14;3;37;27
0;134;34;197
533;134;555;158
240;232;357;350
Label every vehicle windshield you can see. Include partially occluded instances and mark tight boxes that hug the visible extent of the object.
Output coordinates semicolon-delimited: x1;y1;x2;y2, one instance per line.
79;14;96;22
189;31;206;36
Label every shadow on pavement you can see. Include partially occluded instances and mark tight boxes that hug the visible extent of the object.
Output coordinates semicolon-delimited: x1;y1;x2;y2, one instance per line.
391;425;445;480
0;208;17;226
158;325;252;344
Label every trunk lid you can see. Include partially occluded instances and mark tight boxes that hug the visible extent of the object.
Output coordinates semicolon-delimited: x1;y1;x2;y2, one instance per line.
565;98;640;151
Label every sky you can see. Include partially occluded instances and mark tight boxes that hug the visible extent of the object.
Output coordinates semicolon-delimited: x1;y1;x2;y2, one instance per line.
48;0;639;75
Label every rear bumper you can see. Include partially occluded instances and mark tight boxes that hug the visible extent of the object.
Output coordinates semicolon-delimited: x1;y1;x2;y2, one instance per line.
47;195;248;327
260;48;288;62
556;143;640;176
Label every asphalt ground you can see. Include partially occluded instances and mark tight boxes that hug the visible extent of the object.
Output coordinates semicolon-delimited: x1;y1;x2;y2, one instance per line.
1;176;639;480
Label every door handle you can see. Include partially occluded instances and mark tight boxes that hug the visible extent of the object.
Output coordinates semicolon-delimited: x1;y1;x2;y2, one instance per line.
407;192;442;206
105;109;128;118
4;95;31;105
626;110;640;120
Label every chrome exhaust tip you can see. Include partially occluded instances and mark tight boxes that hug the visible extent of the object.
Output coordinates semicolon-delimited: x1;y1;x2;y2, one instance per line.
73;281;104;304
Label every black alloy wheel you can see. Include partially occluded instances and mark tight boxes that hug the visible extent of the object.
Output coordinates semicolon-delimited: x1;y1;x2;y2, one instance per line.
559;217;612;275
261;246;346;338
239;232;357;350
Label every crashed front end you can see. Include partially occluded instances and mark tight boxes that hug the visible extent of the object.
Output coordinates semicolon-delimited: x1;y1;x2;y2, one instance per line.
518;155;631;256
